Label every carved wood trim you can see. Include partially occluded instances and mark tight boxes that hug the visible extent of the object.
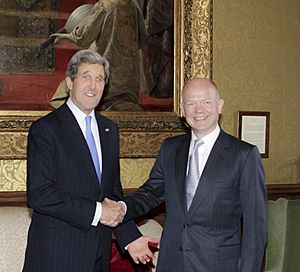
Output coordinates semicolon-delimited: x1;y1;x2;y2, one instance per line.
0;111;189;159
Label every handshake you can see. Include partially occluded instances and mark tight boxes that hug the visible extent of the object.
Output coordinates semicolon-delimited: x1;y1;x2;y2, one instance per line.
99;198;159;265
100;197;126;227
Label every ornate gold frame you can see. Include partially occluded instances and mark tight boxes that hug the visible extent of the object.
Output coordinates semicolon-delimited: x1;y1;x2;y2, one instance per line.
0;0;212;160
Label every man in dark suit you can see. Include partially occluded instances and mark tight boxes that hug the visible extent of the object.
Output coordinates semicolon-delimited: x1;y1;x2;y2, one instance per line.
23;49;154;272
125;78;268;271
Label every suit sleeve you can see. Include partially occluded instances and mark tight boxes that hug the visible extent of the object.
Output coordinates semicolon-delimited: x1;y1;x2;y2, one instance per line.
107;125;142;248
124;140;167;221
26;120;96;232
113;205;142;251
239;146;268;272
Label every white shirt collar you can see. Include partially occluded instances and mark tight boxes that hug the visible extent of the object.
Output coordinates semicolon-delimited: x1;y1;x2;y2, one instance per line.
191;125;220;148
67;98;96;124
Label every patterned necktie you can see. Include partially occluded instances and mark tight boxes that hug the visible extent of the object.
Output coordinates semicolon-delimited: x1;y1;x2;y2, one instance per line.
186;138;204;210
85;115;101;185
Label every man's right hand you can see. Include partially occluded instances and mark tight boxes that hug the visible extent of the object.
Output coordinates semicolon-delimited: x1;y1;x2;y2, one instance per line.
100;198;125;227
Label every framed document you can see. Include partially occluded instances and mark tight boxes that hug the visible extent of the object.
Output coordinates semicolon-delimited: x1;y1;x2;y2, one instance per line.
238;111;270;158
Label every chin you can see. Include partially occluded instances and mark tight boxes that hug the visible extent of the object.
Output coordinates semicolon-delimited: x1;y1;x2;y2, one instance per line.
191;121;207;129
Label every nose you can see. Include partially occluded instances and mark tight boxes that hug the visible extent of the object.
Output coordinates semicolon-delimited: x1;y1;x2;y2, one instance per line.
195;102;204;112
89;78;96;89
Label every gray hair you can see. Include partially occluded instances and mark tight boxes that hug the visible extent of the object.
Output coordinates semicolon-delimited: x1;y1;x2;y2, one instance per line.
66;50;110;83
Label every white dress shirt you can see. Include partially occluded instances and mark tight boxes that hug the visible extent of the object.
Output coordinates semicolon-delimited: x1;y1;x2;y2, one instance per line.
187;125;221;178
67;98;103;226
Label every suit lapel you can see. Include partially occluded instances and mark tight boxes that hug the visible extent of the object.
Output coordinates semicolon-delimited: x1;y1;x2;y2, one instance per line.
95;113;113;199
188;130;230;214
57;105;100;190
175;134;191;214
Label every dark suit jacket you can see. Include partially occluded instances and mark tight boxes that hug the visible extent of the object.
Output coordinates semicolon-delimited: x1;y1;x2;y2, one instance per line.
125;130;267;272
23;104;140;272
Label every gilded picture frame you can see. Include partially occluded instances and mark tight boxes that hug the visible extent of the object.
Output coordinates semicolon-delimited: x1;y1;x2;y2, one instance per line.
0;0;212;161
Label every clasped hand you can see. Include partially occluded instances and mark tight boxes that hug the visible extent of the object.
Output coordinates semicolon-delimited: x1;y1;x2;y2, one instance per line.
127;236;160;265
100;198;125;227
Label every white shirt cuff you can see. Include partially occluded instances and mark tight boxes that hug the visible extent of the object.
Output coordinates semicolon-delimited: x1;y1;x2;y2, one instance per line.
91;201;102;226
118;200;127;214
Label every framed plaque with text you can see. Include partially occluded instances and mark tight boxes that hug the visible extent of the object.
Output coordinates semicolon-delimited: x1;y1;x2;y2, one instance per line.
238;111;270;158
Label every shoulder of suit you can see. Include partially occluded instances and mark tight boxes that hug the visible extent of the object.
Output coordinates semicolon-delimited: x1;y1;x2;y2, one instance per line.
31;107;58;124
163;133;190;145
95;111;117;128
220;129;256;150
30;104;68;130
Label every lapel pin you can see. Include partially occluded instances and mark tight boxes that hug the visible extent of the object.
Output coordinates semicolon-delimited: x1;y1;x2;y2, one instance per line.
105;128;110;132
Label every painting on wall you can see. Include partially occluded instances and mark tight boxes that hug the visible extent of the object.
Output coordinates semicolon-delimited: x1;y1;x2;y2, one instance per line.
0;0;212;161
0;0;175;112
0;0;212;200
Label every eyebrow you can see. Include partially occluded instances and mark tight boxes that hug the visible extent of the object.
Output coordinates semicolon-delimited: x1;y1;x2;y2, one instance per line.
81;71;104;78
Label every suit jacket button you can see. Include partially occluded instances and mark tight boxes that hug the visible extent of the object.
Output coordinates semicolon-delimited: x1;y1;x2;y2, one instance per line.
179;246;183;251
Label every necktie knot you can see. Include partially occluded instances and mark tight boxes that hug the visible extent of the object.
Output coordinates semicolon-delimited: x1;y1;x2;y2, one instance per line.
86;115;92;129
193;138;204;150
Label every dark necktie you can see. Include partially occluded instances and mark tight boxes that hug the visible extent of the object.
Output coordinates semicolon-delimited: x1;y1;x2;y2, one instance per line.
186;138;204;210
85;115;101;185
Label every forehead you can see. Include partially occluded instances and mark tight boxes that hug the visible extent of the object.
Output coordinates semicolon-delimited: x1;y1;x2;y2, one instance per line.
183;85;216;101
77;62;104;75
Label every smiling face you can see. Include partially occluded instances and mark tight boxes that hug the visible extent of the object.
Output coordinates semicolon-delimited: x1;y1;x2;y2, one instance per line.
66;62;105;114
181;79;224;138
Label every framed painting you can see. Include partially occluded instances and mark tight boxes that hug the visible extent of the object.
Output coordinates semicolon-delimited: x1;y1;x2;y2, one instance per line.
0;0;213;161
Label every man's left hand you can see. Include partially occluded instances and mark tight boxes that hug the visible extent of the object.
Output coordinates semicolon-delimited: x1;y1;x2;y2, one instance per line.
127;236;160;265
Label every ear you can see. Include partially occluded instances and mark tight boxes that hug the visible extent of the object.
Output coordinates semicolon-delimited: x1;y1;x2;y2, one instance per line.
65;77;73;91
218;99;224;114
